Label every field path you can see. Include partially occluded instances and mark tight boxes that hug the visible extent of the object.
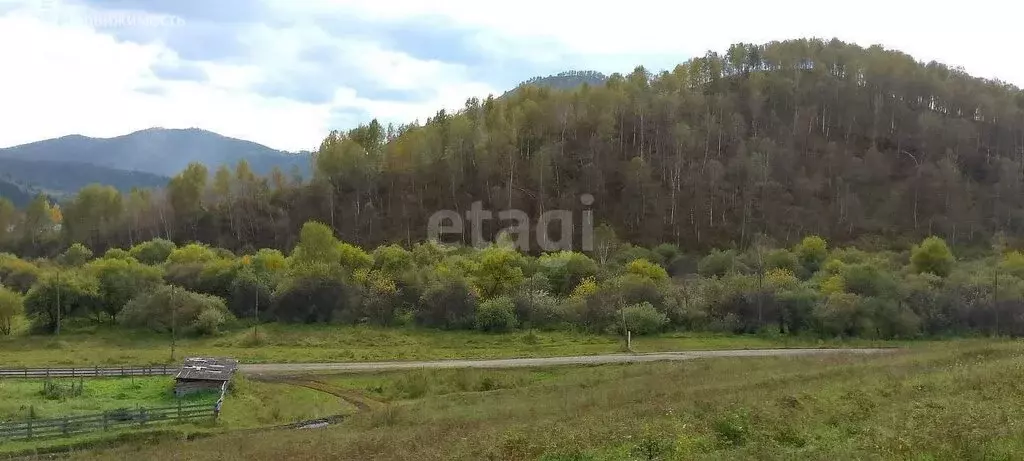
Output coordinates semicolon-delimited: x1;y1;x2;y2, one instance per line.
239;348;895;374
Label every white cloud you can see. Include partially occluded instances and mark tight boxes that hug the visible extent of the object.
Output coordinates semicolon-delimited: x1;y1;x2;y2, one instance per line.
307;0;1023;84
0;0;501;152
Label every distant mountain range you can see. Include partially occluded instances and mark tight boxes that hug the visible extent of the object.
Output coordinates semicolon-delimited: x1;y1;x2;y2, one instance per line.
0;128;313;203
0;157;167;196
0;128;312;178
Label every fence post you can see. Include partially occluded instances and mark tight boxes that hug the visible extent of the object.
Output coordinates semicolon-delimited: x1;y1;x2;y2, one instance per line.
103;411;108;431
95;365;99;377
177;400;182;420
62;416;69;436
26;418;32;440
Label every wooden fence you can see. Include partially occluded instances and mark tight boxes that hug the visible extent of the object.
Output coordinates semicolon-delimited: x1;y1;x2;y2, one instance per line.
0;365;176;379
0;402;215;442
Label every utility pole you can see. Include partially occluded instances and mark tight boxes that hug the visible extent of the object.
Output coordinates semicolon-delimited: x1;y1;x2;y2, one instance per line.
756;242;764;328
994;263;1000;337
170;286;176;361
253;278;259;342
55;270;61;336
620;306;630;352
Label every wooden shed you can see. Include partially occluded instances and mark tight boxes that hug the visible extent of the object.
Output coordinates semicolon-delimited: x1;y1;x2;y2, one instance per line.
174;357;238;397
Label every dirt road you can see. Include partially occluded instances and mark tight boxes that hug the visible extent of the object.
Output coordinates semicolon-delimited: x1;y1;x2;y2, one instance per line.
239;348;895;374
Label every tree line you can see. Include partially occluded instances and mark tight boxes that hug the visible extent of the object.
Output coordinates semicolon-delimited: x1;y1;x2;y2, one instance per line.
1;226;1023;339
1;38;1024;258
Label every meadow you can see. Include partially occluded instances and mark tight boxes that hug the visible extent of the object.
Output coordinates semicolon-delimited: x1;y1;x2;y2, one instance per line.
0;323;908;368
0;374;354;457
29;338;1022;461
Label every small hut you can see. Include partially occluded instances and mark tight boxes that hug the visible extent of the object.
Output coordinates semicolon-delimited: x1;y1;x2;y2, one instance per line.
174;357;238;397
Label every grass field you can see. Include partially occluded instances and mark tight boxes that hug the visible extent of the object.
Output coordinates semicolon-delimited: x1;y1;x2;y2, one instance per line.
0;322;909;367
0;376;215;420
0;374;355;457
36;339;1024;460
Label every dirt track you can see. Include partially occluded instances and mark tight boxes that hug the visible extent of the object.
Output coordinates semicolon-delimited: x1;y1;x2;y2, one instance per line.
239;348;895;374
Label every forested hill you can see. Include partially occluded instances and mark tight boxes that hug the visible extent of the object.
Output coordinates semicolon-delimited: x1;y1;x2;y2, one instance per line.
503;70;609;96
0;158;168;198
3;38;1024;256
307;38;1024;251
0;178;35;208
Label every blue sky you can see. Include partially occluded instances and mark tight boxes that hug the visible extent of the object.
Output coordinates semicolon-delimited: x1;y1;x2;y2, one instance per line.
0;0;1019;152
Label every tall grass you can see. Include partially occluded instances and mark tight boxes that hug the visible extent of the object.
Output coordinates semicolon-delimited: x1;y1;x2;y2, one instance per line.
57;340;1024;460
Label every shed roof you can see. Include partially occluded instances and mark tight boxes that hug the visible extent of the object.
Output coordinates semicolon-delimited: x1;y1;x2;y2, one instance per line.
174;357;238;382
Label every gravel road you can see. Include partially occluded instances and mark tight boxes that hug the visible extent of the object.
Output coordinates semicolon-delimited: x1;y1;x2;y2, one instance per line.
239;348;895;374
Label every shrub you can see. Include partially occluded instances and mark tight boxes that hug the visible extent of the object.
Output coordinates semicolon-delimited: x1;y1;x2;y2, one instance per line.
622;302;669;335
228;267;273;319
417;276;478;329
102;248;132;261
0;256;41;293
626;258;669;282
270;275;361;324
85;257;164;322
373;244;414;276
1001;251;1024;279
128;239;176;265
475;296;518;332
60;243;93;266
192;307;229;336
602;274;666;309
167;243;219;265
0;285;23;335
537;251;598;296
338;242;373;272
24;271;102;332
910;236;954;277
794;235;828;274
119;285;234;336
764;249;799;272
699;249;745;277
841;263;898;298
513;289;564;330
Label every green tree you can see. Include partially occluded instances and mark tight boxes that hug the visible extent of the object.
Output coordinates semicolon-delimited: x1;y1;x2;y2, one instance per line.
794;236;828;275
475;296;518;332
910;236;955;277
23;271;101;332
129;239;177;265
473;245;526;298
85;258;163;322
60;243;94;266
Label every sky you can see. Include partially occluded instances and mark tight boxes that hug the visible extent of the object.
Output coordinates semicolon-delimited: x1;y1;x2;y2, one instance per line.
0;0;1020;152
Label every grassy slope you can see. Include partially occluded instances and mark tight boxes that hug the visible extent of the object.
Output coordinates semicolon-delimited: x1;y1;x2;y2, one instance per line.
0;323;906;367
54;339;1024;461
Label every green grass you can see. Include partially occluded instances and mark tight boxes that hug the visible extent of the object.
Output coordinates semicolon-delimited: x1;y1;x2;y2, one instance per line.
0;322;907;367
218;376;355;428
0;377;213;420
0;375;355;456
53;339;1024;460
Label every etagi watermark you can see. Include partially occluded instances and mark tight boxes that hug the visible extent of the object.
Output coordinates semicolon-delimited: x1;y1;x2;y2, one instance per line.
427;194;595;252
27;0;184;28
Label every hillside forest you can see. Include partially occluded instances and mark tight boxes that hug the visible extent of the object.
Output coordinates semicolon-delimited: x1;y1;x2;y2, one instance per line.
0;38;1023;340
